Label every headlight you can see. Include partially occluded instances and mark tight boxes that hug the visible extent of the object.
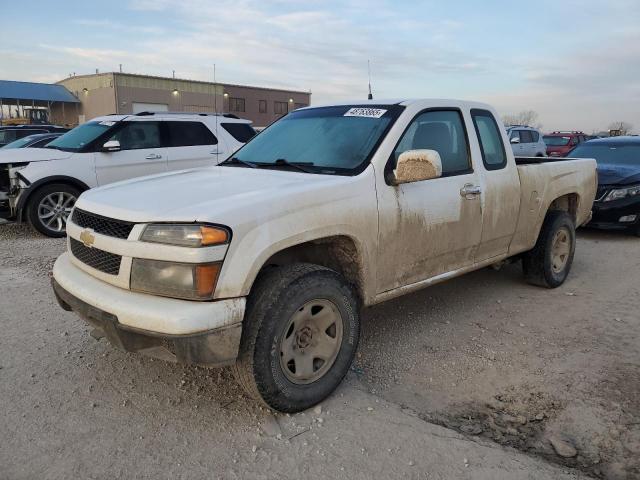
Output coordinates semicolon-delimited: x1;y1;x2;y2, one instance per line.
603;185;640;202
130;259;221;300
141;224;229;247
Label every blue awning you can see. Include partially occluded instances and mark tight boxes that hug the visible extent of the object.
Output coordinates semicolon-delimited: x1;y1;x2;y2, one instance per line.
0;80;79;103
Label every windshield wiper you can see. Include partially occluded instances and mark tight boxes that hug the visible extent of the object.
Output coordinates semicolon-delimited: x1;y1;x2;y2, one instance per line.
267;158;315;174
219;157;258;168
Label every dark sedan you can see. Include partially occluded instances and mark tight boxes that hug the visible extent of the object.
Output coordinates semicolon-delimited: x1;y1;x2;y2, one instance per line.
570;137;640;236
0;132;63;149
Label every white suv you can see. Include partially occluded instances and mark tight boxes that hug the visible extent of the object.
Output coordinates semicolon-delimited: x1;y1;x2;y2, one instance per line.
505;125;546;157
0;112;255;236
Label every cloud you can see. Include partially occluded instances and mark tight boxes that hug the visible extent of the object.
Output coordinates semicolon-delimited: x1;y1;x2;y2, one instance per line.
1;0;638;132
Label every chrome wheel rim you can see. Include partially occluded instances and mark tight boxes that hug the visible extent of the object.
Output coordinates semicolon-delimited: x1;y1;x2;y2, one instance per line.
38;192;76;233
551;227;571;273
279;299;343;385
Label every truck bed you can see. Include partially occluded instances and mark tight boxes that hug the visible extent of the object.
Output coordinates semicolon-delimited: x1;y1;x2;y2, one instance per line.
508;157;598;255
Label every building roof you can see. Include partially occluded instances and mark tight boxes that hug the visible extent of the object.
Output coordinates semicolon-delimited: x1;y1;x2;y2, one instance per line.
59;72;311;96
0;80;79;103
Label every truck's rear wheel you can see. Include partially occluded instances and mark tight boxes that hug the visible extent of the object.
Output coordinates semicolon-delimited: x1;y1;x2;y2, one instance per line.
27;183;79;238
522;210;575;288
232;263;360;413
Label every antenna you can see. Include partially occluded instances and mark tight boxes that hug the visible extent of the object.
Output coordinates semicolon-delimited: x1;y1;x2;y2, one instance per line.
367;60;373;100
213;64;218;114
213;64;219;142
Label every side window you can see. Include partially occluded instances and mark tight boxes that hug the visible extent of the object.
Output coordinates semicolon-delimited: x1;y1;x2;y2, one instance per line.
570;136;579;146
221;123;256;143
530;130;540;142
471;109;507;170
393;110;471;176
108;122;162;150
509;130;519;140
519;130;533;143
166;121;217;147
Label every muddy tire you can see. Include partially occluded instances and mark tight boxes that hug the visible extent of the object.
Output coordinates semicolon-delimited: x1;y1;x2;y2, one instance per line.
231;263;360;413
522;210;576;288
26;183;79;238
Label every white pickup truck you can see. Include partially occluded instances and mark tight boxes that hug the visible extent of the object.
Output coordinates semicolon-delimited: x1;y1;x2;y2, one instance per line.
52;99;597;412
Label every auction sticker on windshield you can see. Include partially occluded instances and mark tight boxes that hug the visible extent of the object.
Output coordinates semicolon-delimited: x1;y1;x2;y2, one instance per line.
344;108;387;118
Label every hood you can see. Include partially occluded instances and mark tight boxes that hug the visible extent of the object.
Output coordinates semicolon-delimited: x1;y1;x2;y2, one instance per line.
0;147;73;164
597;163;640;186
76;166;356;223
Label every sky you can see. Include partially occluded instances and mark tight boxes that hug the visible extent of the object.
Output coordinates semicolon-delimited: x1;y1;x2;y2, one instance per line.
1;0;638;133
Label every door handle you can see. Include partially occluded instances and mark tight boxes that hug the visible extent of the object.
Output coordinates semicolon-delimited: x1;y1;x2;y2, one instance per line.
460;184;482;198
145;154;162;160
209;150;219;155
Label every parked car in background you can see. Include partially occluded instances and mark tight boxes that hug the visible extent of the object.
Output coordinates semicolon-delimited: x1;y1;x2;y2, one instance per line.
0;112;255;236
0;125;68;147
570;136;640;236
1;132;63;149
506;125;546;157
544;131;587;157
51;99;596;412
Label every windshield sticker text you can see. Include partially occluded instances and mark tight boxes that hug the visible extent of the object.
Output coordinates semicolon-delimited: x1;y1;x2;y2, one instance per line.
344;108;387;119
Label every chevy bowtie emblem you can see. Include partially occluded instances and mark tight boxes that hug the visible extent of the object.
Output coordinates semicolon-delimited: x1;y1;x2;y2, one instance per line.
79;229;95;248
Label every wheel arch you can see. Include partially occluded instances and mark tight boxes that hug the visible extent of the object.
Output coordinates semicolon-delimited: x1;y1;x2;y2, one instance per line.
16;176;90;222
245;235;369;306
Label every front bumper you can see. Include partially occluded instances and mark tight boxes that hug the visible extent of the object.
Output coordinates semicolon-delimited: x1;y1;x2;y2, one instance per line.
589;195;640;231
52;252;246;366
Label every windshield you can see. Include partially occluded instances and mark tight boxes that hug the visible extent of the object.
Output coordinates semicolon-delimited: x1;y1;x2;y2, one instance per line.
570;143;640;166
1;135;37;149
230;105;403;174
47;121;115;152
544;136;570;146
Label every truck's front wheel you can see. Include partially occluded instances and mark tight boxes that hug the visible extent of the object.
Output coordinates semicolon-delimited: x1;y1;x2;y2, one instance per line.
232;263;360;413
522;210;576;288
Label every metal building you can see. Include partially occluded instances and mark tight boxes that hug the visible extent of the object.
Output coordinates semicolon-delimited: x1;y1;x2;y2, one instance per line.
57;72;311;127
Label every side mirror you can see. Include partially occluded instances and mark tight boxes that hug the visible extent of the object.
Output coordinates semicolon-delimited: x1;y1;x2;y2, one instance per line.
102;140;121;152
392;149;442;185
510;137;520;144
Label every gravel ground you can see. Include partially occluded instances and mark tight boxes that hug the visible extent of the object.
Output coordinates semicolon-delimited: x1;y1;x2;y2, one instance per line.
1;223;638;479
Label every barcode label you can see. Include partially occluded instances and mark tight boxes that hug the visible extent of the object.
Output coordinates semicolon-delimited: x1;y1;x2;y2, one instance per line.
344;108;387;118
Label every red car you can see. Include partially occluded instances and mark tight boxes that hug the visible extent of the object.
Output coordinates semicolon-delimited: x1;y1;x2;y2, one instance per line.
543;131;588;157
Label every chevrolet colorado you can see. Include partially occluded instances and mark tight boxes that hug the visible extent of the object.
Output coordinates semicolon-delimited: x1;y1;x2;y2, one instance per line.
51;99;597;412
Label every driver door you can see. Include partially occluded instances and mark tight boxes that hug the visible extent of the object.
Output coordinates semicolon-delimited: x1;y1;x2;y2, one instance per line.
376;109;483;293
94;120;168;185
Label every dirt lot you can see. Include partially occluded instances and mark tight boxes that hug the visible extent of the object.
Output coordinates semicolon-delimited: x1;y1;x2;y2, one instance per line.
1;223;638;479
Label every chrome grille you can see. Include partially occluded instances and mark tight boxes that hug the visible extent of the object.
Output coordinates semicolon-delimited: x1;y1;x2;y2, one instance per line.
70;238;122;275
72;208;134;239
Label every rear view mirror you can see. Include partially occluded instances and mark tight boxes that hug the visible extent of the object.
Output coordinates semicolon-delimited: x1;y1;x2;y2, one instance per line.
510;137;520;144
102;140;121;152
392;149;442;185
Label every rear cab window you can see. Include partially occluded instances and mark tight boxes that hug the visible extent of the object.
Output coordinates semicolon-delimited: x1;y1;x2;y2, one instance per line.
221;123;256;143
471;109;507;170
